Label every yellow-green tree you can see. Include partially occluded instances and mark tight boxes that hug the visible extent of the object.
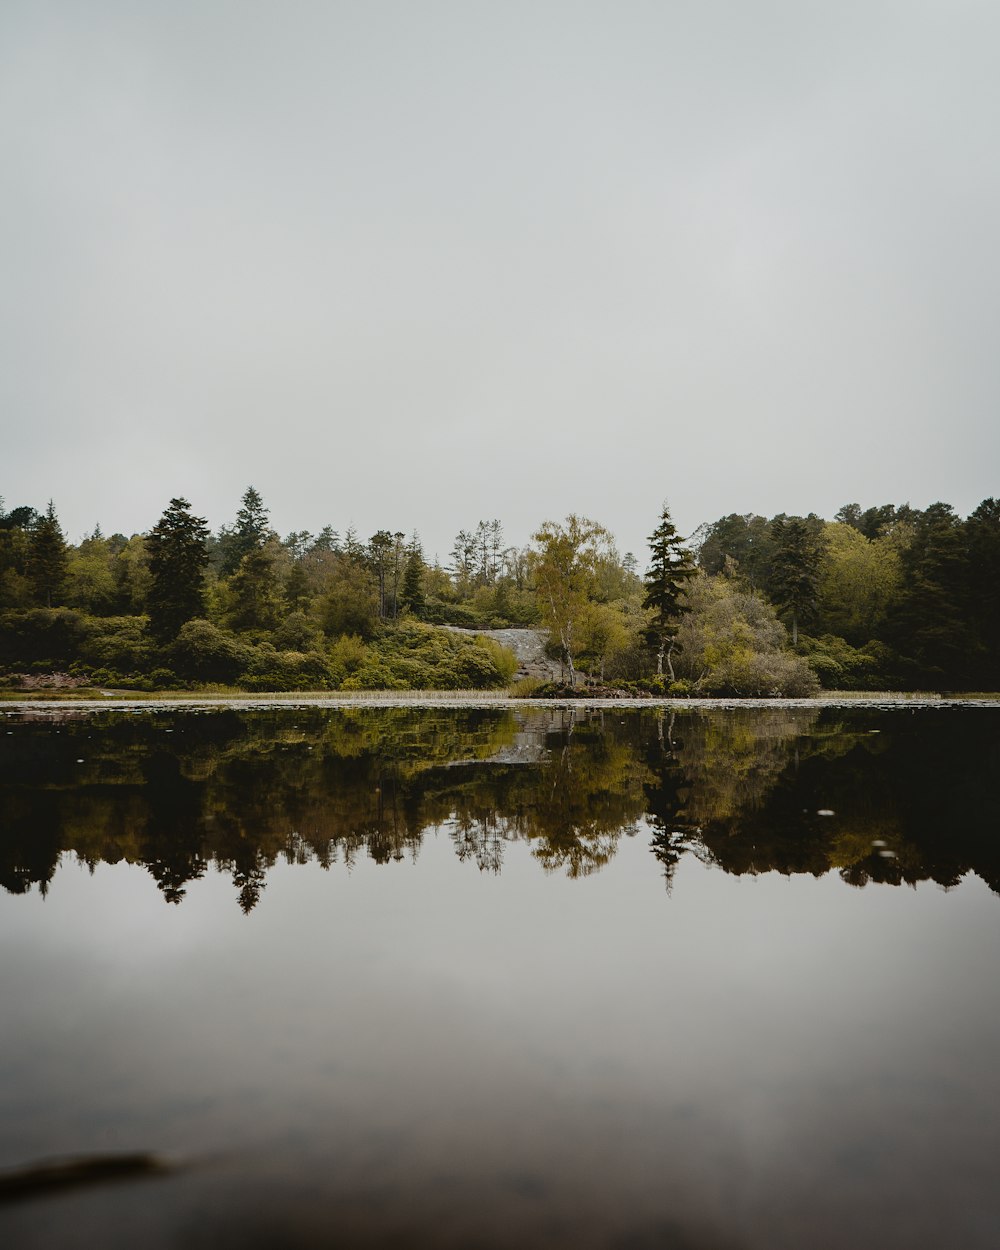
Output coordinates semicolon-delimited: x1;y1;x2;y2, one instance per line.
531;515;614;686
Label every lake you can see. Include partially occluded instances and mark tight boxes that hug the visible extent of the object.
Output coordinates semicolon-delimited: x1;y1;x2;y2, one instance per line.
1;703;999;1249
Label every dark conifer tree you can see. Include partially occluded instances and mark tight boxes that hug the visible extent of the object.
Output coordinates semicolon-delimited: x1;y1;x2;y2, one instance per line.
401;542;426;616
643;504;695;680
221;486;271;575
147;498;209;643
965;498;1000;687
888;502;973;687
769;517;824;648
29;500;68;607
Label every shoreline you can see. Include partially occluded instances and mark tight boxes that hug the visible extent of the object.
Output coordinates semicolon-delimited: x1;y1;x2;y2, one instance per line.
3;691;1000;713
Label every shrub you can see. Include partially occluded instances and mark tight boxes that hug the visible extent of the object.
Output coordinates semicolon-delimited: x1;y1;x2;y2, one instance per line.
167;619;252;683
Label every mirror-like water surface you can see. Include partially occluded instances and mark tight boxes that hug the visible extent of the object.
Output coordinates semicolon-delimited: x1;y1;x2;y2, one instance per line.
1;706;999;1248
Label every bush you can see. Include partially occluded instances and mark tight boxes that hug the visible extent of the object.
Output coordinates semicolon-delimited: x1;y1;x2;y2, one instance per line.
340;621;518;690
167;619;252;683
241;643;333;691
80;616;153;674
799;634;896;690
0;608;89;669
271;611;323;652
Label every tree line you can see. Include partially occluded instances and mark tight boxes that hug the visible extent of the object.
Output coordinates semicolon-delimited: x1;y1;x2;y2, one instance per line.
0;487;997;692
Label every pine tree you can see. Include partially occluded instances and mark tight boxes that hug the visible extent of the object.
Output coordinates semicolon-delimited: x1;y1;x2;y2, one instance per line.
221;486;271;575
147;498;209;643
29;500;68;607
643;504;695;680
769;517;824;648
401;541;426;616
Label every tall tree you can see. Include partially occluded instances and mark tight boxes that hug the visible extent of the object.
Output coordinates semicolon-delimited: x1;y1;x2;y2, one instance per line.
696;512;772;590
29;501;68;607
401;537;426;616
221;486;271;575
147;498;209;642
367;530;394;620
531;515;614;687
226;542;282;631
888;502;972;686
769;516;824;647
643;504;695;680
965;498;1000;687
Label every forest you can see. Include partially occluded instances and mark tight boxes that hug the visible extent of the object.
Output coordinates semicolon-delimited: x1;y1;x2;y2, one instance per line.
0;488;997;695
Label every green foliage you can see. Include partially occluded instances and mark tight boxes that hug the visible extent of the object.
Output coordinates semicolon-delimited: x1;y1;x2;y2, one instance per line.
6;490;1000;693
401;544;426;616
815;522;904;645
65;533;117;615
0;607;89;669
224;542;283;632
319;555;379;638
28;501;68;608
643;503;696;677
167;619;252;683
696;513;773;589
674;574;819;697
241;644;334;691
798;634;892;690
531;514;616;686
272;610;323;652
769;516;825;647
348;622;517;690
79;615;154;674
886;502;974;688
220;485;272;575
147;498;209;643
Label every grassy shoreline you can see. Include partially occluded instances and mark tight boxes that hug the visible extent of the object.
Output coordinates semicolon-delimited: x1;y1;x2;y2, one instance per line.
2;688;999;711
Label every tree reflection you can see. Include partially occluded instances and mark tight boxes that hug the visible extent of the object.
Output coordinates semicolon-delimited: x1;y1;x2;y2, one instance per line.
0;705;998;908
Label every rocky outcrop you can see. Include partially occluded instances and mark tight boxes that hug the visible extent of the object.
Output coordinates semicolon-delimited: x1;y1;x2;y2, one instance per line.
442;627;562;682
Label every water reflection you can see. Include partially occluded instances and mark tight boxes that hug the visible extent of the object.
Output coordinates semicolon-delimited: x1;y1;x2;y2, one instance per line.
1;705;998;909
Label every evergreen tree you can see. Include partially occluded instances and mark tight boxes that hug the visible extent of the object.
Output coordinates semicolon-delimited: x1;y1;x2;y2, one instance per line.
401;541;426;616
221;486;271;574
888;502;973;687
147;498;209;643
769;516;824;647
284;560;311;612
29;500;68;607
643;504;695;680
226;542;282;631
965;498;1000;687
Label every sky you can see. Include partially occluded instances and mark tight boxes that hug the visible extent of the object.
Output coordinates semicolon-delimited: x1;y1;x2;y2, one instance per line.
2;0;998;563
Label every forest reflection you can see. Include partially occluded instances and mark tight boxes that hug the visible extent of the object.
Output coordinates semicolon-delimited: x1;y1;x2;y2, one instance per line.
1;705;998;910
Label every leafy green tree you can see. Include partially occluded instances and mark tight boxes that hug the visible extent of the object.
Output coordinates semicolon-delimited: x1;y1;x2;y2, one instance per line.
814;522;904;645
531;514;615;686
0;502;37;609
111;535;152;614
696;513;773;590
674;574;819;696
320;555;379;638
28;501;68;607
769;516;824;647
65;529;116;615
643;503;696;680
147;498;210;643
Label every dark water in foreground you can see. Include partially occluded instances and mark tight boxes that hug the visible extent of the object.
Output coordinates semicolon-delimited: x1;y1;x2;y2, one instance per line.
1;704;999;1249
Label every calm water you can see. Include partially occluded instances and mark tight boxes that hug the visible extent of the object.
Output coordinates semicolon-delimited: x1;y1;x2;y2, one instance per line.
1;704;999;1249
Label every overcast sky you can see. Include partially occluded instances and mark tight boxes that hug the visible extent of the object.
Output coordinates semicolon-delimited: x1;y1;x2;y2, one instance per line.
2;0;997;561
